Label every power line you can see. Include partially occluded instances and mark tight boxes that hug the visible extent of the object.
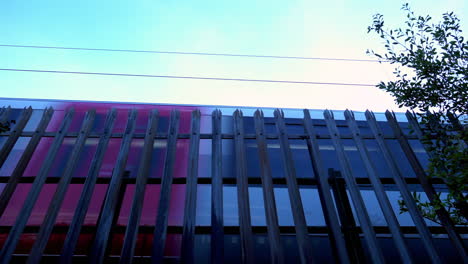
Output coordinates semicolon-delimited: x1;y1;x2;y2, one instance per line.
0;44;384;63
0;68;377;87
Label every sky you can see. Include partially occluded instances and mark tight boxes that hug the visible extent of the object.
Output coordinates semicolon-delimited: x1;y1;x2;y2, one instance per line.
0;0;466;112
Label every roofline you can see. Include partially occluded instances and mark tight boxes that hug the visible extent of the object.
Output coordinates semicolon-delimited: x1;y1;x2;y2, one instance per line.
0;96;405;114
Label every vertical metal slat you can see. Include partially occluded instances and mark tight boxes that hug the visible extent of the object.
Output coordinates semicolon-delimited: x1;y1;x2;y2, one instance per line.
406;111;468;220
385;111;467;260
344;110;412;263
253;110;284;263
233;110;255;264
0;106;6;121
0;106;11;124
0;107;33;168
323;110;385;264
302;109;350;264
151;110;180;263
329;169;366;263
274;109;314;264
9;107;54;177
119;109;159;263
0;108;75;264
180;110;201;264
366;110;441;263
27;109;96;264
107;170;130;260
89;109;138;264
446;112;466;136
60;109;117;262
211;109;224;264
0;107;54;218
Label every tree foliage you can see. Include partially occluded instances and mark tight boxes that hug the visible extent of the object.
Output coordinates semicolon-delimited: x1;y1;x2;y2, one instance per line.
367;3;467;225
0;121;13;133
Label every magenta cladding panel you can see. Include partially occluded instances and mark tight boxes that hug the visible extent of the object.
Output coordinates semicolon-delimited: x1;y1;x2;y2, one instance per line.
0;98;212;254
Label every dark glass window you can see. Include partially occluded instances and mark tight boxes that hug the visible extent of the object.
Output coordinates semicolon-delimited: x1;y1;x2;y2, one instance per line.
0;137;30;176
23;109;45;132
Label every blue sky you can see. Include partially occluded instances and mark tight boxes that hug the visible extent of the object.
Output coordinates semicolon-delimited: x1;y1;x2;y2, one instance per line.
0;0;466;111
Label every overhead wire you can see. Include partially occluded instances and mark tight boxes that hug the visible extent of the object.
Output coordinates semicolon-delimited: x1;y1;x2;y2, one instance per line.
0;68;377;87
0;44;386;63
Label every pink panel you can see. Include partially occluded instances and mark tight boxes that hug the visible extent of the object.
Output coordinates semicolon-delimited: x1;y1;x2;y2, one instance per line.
0;184;32;225
48;137;76;176
0;233;36;254
117;185;135;226
108;233;124;255
112;109;129;133
148;140;166;178
178;111;192;134
98;138;122;177
168;184;186;226
164;234;182;256
134;109;149;133
73;138;98;177
45;110;66;132
68;110;86;133
0;100;204;257
23;137;53;176
174;139;189;178
28;184;58;225
134;233;153;256
117;184;162;226
55;184;84;225
140;184;161;226
125;139;144;177
44;233;66;254
91;109;111;133
74;233;94;255
83;184;108;225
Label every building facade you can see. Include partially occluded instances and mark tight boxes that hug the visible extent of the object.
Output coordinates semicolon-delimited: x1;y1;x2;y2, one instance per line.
0;98;466;263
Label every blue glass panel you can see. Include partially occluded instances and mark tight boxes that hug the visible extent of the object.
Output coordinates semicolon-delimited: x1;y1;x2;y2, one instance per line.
223;185;238;226
290;139;314;179
249;186;266;226
198;139;211;178
196;184;211;226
